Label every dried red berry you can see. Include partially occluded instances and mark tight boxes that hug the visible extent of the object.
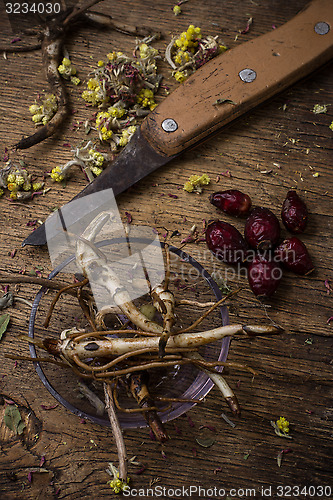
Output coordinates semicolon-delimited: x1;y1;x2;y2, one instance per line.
210;189;252;217
244;207;280;251
281;190;308;233
248;255;282;298
205;220;248;264
275;237;314;275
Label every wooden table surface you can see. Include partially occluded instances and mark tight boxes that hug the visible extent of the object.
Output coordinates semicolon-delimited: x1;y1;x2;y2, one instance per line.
0;1;332;498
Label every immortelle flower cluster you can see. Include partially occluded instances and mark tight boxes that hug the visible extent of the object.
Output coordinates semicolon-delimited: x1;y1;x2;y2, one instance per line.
81;39;161;149
165;24;227;82
0;161;44;200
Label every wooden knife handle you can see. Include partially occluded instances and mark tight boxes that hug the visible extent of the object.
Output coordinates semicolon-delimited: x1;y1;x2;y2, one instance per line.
141;0;333;157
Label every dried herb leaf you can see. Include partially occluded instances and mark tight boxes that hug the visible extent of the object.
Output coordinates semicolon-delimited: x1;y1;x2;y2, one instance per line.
195;436;215;448
0;313;10;339
213;98;237;106
277;450;283;467
17;420;26;435
3;406;26;435
0;293;13;311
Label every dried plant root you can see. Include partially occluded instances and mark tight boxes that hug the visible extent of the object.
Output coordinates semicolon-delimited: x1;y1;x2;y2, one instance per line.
5;353;67;367
175;299;217;308
57;324;241;360
0;43;42;54
0;274;90;294
78;381;105;415
76;285;97;331
128;373;168;442
176;289;241;334
190;358;257;376
95;306;122;330
104;382;128;482
15;1;103;149
113;386;159;414
187;352;241;415
44;279;89;328
15;27;69;150
151;285;175;357
76;212;164;335
54;323;282;361
242;324;283;336
84;11;161;39
84;359;193;379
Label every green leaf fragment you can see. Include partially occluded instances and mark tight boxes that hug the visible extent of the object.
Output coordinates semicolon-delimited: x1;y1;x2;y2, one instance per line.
17;420;26;435
0;313;10;339
4;406;26;435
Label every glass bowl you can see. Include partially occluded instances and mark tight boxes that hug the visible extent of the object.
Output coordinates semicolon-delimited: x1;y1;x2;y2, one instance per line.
28;241;229;428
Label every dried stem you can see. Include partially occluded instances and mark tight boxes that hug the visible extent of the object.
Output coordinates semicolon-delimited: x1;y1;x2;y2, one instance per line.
63;0;104;26
113;382;159;413
0;274;79;292
5;354;67;367
155;396;202;403
103;382;128;482
44;279;89;328
190;358;257;376
0;43;41;53
94;359;192;379
186;352;241;416
176;299;217;308
175;289;241;334
76;285;97;331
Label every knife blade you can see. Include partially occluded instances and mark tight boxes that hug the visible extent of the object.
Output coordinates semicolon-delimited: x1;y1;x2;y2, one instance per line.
23;0;333;247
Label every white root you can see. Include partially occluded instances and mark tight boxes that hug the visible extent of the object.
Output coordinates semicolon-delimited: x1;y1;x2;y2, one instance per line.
75;211;163;335
77;382;105;415
152;284;175;355
186;352;240;415
58;324;280;361
95;305;123;330
61;323;243;360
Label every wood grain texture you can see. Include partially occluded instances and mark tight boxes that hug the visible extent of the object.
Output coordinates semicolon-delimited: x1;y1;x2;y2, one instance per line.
0;1;332;499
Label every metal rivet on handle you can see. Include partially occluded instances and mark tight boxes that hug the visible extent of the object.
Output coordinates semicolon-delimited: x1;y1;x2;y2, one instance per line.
239;68;257;83
161;118;178;132
314;21;330;35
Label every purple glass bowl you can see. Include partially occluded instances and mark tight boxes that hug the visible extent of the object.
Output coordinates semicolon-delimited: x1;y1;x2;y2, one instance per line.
28;241;229;429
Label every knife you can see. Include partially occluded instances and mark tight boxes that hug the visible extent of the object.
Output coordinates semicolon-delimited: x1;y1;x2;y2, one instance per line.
23;0;333;247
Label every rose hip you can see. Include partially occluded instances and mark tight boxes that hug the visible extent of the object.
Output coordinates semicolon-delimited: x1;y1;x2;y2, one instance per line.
248;255;282;298
275;237;314;275
209;189;252;217
205;220;248;264
244;207;280;251
281;190;308;233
